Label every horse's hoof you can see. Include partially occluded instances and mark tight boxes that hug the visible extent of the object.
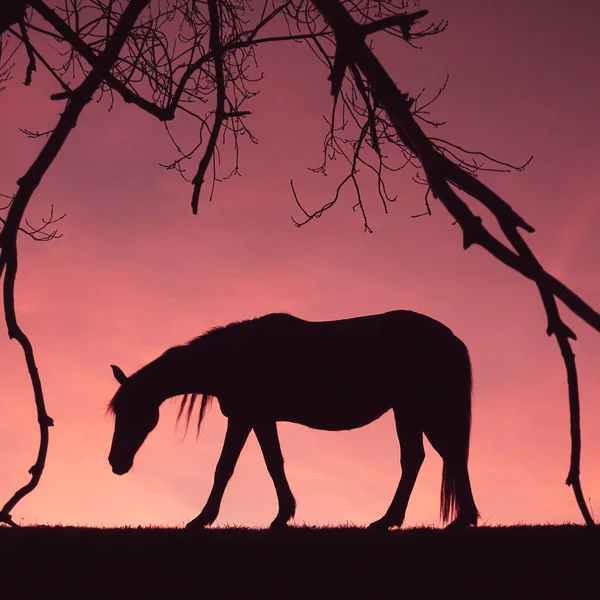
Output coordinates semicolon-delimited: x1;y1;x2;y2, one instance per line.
268;519;290;531
444;518;477;530
367;519;391;531
185;518;210;531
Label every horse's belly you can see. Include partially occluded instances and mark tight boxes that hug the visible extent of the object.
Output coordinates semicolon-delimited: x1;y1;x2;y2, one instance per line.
223;340;410;429
263;390;391;431
280;408;390;431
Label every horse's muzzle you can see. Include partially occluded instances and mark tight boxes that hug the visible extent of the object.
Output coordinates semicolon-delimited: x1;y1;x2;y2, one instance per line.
109;455;132;475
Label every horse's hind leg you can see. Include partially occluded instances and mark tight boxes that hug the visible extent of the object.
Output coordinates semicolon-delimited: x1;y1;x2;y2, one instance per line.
368;409;424;531
254;421;296;530
424;423;479;529
444;463;478;530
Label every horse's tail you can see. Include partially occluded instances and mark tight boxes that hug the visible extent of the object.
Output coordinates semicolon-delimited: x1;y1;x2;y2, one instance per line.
440;337;473;524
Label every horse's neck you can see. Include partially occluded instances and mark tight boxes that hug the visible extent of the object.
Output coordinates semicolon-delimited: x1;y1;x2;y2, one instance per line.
144;341;222;399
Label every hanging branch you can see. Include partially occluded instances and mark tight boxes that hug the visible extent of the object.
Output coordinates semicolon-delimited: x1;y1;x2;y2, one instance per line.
0;0;334;529
0;0;336;528
0;0;153;528
191;0;226;214
309;0;596;526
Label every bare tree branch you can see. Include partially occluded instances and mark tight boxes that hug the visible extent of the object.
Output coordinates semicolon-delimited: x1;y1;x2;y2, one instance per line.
309;0;596;526
0;0;30;37
191;0;226;214
0;0;152;528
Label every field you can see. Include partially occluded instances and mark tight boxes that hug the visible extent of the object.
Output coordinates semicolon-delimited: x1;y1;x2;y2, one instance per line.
1;524;598;598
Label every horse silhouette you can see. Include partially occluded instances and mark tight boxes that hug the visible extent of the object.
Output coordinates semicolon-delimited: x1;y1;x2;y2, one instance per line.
107;310;479;530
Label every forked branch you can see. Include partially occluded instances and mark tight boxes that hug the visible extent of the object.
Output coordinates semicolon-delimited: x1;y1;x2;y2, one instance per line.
0;0;153;528
309;0;596;526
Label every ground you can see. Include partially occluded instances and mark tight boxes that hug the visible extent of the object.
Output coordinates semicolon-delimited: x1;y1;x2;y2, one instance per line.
0;524;597;598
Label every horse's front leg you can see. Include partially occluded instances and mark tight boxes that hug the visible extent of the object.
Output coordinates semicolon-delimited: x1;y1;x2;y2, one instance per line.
254;421;296;530
186;418;251;531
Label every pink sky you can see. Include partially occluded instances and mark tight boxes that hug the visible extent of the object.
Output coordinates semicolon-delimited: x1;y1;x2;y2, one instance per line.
1;1;599;528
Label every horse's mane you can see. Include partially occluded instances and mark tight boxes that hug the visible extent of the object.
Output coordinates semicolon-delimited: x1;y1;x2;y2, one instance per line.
185;320;243;346
175;322;245;436
176;393;213;438
176;320;249;436
108;319;253;434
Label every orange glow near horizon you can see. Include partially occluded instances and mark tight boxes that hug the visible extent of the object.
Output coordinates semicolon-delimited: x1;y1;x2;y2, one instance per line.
1;1;600;529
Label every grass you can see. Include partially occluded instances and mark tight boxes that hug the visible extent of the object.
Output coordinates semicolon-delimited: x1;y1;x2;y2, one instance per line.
1;524;598;598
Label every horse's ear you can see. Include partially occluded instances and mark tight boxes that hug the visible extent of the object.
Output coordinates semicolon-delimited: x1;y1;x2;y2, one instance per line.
111;365;128;384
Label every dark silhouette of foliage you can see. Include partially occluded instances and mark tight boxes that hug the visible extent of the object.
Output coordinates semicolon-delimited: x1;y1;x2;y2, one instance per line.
0;0;597;530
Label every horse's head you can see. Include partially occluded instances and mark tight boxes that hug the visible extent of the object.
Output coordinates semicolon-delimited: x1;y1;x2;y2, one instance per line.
108;365;160;475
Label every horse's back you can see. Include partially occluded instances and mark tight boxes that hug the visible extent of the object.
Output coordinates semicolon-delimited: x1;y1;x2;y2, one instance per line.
254;310;456;338
240;311;461;374
216;310;465;430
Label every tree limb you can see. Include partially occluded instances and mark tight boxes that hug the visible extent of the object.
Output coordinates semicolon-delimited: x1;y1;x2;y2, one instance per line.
0;0;152;528
191;0;225;215
310;0;596;526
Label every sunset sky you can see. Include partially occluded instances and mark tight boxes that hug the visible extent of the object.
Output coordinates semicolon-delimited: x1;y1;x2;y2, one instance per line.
1;0;599;529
